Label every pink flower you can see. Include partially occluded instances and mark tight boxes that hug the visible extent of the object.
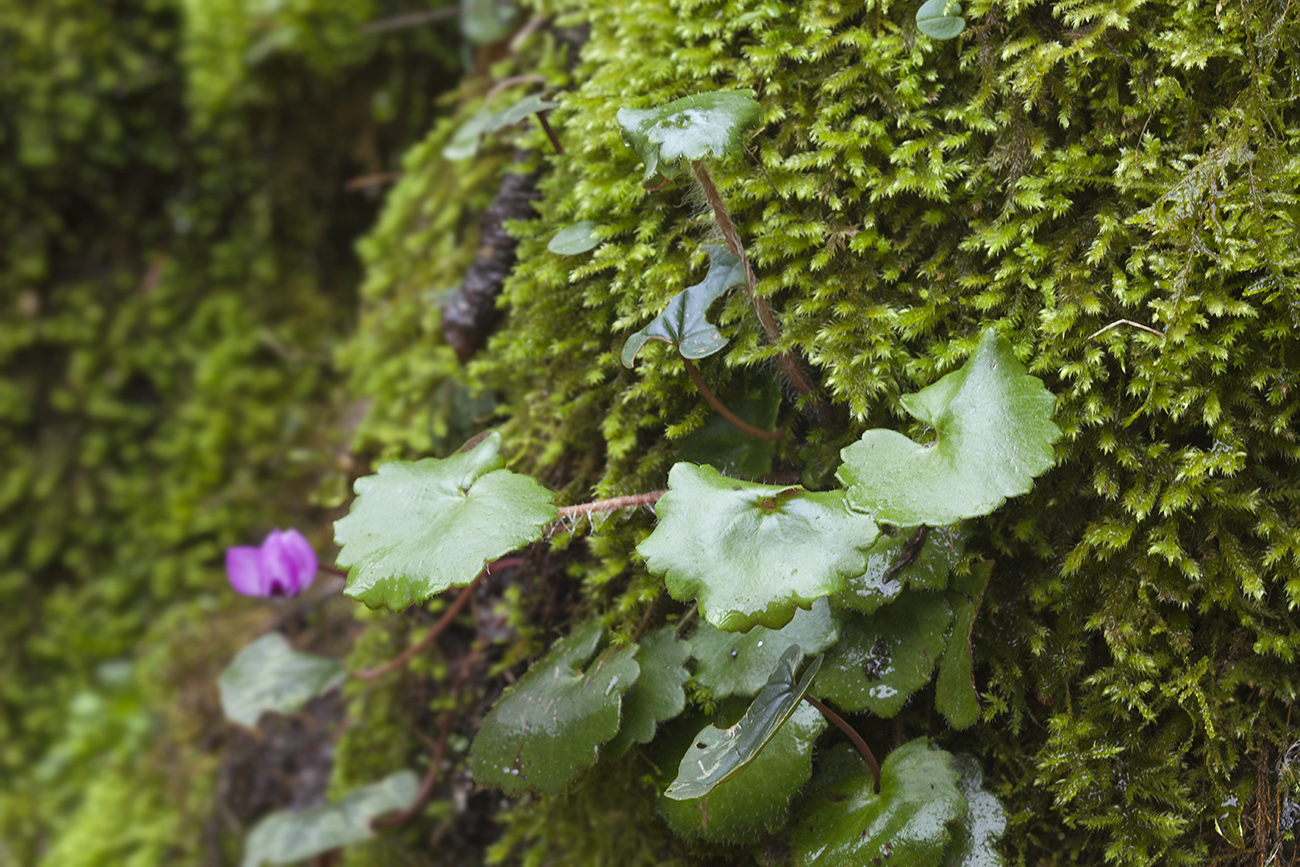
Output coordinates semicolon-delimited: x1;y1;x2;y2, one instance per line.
226;529;318;597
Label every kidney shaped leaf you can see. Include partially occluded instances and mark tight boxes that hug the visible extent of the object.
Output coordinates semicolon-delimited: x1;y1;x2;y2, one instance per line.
334;432;556;609
639;463;880;632
790;739;967;867
219;633;346;728
547;220;604;255
616;90;762;179
838;329;1059;527
917;0;967;39
241;770;418;867
608;627;692;754
471;621;639;796
666;644;821;800
622;245;745;366
692;597;839;699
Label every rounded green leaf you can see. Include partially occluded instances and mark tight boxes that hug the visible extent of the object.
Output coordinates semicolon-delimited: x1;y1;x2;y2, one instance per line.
943;755;1009;867
935;562;992;730
608;627;692;754
692;597;840;699
334;432;557;609
838;524;968;614
814;591;952;716
470;621;640;795
790;739;967;867
241;770;418;867
659;701;826;844
218;633;346;728
838;329;1060;527
639;463;880;631
621;245;744;366
547;220;604;255
917;0;967;40
616;90;762;179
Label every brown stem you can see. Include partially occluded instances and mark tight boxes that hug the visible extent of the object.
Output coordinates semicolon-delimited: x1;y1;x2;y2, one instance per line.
352;560;519;681
681;356;783;441
804;695;881;791
371;711;454;828
555;491;665;521
536;113;564;155
690;161;816;399
358;8;457;35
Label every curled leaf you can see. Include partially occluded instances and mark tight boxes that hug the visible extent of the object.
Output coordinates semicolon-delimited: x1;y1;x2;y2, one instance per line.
692;597;840;699
838;329;1059;527
622;245;745;366
616;90;762;179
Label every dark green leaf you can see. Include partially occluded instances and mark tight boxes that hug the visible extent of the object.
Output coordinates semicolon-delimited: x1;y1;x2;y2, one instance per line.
666;645;821;800
218;634;345;728
608;627;692;754
616;90;762;179
547;220;604;255
658;702;824;844
943;755;1009;867
790;739;966;867
838;329;1060;527
916;0;967;39
334;432;556;609
639;463;880;631
470;622;639;795
692;597;839;699
838;524;968;614
241;771;418;867
814;591;952;716
485;93;559;133
621;245;744;366
674;374;781;477
935;562;992;730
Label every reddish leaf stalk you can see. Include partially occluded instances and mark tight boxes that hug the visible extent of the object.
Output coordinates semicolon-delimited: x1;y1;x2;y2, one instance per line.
371;711;455;828
804;695;882;791
681;357;783;441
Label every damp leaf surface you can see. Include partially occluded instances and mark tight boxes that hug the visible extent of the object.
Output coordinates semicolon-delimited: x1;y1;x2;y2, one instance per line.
608;627;692;754
616;90;762;179
692;598;840;699
621;245;745;366
935;562;992;730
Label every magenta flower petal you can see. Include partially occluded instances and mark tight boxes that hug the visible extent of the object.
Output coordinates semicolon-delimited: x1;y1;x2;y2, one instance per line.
227;545;269;596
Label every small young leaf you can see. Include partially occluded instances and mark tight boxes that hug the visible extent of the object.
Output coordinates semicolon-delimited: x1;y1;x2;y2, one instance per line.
658;702;825;843
838;524;968;614
692;597;840;699
674;374;781;477
943;755;1009;867
485;93;559;134
334;432;556;609
460;0;517;45
838;329;1059;527
621;245;745;366
935;562;992;730
665;645;821;800
470;621;639;795
916;0;967;39
814;591;952;716
789;739;967;866
608;627;692;754
443;106;495;160
638;463;880;632
616;90;762;179
218;634;345;728
547;220;604;255
241;770;418;867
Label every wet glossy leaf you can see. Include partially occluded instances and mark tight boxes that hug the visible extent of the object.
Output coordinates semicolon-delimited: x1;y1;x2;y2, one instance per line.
659;702;825;843
608;627;692;754
838;329;1059;527
485;93;559;133
241;770;418;867
666;645;820;800
470;622;639;795
790;739;966;867
334;432;556;609
935;562;992;730
943;755;1008;867
674;374;781;477
814;591;951;716
616;90;762;179
218;634;345;728
917;0;967;39
838;524;968;614
621;245;744;366
692;597;839;699
547;220;604;255
639;463;880;631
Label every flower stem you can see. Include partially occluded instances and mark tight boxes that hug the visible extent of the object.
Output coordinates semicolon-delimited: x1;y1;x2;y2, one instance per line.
804;695;882;791
690;160;816;399
681;356;783;441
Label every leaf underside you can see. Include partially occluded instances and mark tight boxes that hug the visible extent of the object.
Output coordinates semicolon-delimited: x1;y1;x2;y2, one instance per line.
334;432;557;610
639;462;880;632
218;633;346;728
622;245;745;366
838;328;1060;527
616;90;762;179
